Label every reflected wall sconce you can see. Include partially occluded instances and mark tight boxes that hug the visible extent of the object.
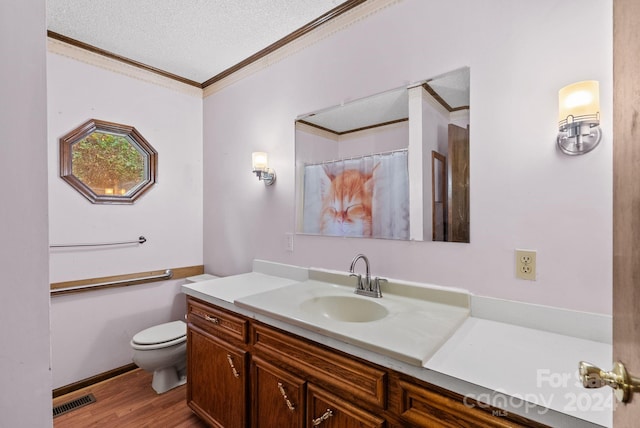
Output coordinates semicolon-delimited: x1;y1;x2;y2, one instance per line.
557;80;602;155
251;151;276;185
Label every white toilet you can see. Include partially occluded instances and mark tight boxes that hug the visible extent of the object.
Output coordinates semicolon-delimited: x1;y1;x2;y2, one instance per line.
130;273;218;394
130;320;187;394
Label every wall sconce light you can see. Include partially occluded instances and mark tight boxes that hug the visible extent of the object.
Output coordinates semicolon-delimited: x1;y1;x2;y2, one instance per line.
557;80;602;155
251;152;276;185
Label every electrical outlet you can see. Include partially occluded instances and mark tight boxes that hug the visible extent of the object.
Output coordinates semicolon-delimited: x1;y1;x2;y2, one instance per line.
285;233;294;252
515;250;536;280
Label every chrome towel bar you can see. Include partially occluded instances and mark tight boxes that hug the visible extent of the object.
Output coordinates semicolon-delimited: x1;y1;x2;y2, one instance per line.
50;236;147;248
50;269;173;296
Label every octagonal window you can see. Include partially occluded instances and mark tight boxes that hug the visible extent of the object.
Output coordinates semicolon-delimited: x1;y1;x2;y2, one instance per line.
60;119;157;204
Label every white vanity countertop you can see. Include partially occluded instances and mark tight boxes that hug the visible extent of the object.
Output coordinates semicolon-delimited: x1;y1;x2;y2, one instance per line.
182;261;612;428
182;271;301;303
426;317;613;427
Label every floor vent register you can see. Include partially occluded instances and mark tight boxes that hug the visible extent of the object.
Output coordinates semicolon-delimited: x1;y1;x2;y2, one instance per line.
53;393;97;418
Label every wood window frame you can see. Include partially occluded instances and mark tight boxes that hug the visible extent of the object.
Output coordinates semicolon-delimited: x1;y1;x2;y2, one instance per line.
59;118;157;204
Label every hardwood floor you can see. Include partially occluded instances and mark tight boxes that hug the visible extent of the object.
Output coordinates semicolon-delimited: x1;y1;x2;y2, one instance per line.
53;369;208;428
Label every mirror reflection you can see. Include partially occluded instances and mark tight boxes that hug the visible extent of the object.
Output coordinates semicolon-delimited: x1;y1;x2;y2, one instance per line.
295;67;470;242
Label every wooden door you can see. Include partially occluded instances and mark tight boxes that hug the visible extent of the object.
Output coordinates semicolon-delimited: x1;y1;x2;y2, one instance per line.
613;0;640;424
252;356;306;428
306;384;384;428
187;325;248;428
432;151;447;241
447;124;470;243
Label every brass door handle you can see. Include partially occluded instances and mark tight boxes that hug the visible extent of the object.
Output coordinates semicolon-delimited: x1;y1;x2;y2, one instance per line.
226;354;240;378
277;382;296;411
204;314;219;324
579;361;640;403
311;409;333;426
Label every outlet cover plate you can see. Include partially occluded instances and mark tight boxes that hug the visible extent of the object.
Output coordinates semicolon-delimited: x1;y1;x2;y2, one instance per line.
516;249;536;280
285;233;294;252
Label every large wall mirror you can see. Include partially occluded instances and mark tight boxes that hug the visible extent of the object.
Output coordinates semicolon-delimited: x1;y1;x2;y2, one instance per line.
295;67;470;242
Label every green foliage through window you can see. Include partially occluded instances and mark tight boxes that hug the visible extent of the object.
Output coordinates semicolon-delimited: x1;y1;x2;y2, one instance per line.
72;132;145;195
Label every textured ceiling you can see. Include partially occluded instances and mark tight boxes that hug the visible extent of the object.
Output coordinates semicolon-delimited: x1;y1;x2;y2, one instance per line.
47;0;348;83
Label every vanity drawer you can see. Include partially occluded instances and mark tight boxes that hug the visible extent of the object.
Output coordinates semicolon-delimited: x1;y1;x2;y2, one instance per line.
252;323;386;409
391;378;543;428
187;297;248;344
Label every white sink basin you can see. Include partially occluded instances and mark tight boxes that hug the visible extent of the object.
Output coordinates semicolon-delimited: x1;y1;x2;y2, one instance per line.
235;278;470;366
299;295;389;322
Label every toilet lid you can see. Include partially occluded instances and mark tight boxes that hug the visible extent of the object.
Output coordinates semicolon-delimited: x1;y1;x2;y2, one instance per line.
132;320;186;345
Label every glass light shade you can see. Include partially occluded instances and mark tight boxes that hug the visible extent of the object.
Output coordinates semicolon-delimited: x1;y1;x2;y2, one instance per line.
252;152;268;171
558;80;600;125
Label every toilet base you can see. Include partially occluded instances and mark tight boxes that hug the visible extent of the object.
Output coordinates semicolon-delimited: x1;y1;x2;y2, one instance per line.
151;366;187;394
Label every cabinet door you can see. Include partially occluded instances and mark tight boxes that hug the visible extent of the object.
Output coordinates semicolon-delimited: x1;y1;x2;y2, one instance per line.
252;356;306;428
187;324;248;428
307;384;385;428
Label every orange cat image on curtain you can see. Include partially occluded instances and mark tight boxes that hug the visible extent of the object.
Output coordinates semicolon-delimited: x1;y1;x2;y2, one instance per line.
320;166;376;237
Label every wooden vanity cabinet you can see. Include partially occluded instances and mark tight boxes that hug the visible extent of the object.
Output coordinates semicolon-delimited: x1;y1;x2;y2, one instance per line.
388;374;547;428
251;355;386;428
186;297;548;428
251;323;387;411
187;325;248;427
251;323;387;427
187;298;250;428
251;356;306;428
307;383;385;428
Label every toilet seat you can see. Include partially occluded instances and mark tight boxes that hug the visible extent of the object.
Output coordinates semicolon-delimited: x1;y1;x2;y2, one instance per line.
131;320;186;350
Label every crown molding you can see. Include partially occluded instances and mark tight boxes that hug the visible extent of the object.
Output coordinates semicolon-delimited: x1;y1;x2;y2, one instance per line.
47;37;204;98
46;0;402;98
202;0;402;96
201;0;369;89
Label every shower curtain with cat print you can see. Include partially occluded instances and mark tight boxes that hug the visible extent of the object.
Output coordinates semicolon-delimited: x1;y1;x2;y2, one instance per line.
302;150;410;239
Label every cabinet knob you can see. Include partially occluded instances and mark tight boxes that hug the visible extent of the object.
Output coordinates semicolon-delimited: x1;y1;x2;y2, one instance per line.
579;361;640;403
312;409;333;426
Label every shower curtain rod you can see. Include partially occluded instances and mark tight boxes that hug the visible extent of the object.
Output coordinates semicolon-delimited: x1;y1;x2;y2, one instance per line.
303;148;407;167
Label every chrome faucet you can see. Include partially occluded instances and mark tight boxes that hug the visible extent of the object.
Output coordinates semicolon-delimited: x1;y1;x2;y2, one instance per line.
350;254;370;291
349;254;385;298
